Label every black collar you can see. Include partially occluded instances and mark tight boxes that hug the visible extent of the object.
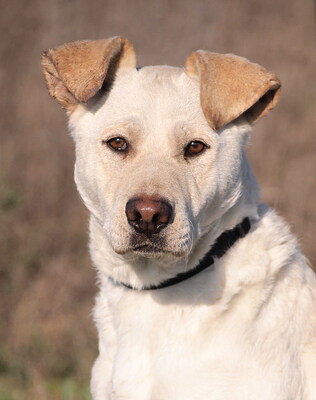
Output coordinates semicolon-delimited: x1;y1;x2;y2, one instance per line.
117;217;251;291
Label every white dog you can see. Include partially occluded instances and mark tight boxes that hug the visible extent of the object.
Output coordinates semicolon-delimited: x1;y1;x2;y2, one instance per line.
42;37;316;399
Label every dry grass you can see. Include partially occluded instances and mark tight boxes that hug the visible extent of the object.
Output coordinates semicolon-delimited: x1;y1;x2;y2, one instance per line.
0;0;315;398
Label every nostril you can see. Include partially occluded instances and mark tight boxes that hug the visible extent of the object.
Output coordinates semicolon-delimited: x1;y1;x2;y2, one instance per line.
158;207;171;224
152;213;159;224
125;203;141;223
134;211;142;222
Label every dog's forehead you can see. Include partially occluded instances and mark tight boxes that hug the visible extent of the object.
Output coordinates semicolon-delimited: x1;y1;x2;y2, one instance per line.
120;65;196;93
90;65;207;130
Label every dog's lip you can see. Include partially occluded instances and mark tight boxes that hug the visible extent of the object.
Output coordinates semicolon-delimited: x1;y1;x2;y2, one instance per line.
130;244;185;258
113;235;186;257
113;243;164;255
133;243;164;253
115;245;185;258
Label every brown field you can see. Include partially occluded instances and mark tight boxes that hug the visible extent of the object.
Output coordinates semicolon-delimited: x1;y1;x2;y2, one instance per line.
0;0;315;398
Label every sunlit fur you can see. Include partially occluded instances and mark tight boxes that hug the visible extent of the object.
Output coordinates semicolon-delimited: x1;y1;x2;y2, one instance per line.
68;66;316;399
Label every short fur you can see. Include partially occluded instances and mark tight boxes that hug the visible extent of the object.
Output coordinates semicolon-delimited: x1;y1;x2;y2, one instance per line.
42;37;316;399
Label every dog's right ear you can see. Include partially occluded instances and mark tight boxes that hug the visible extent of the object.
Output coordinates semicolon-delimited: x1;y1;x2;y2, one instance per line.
185;51;281;130
41;37;136;112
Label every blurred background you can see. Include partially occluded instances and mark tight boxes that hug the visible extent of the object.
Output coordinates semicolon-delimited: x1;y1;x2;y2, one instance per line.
0;0;315;398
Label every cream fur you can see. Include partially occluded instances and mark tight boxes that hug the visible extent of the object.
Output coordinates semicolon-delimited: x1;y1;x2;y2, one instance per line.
43;43;316;399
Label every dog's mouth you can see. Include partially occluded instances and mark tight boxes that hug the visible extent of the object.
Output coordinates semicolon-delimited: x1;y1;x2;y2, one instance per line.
124;233;183;257
131;245;185;259
133;243;164;255
130;233;166;255
114;238;188;258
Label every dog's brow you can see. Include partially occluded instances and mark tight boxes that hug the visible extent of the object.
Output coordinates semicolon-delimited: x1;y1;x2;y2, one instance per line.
175;123;211;142
103;122;131;132
102;121;141;136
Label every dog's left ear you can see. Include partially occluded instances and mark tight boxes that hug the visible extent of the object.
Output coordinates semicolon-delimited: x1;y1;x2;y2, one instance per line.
41;37;136;112
185;51;281;130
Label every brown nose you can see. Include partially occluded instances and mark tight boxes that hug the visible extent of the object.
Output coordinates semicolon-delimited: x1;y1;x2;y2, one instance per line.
125;196;173;236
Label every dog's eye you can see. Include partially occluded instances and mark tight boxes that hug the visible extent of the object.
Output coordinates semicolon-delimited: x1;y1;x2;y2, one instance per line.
184;140;207;157
106;137;128;152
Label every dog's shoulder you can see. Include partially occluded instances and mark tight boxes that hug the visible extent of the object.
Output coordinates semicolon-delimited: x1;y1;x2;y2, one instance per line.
232;204;312;279
223;204;316;327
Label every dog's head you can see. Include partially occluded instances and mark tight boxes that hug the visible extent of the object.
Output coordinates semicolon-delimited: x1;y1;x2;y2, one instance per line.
42;37;280;259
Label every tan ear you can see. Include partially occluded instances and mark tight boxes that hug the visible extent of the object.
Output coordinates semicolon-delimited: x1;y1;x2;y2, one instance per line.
185;51;281;130
41;37;136;111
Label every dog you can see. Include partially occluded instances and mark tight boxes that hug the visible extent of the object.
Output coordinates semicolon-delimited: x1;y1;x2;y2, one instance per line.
42;37;316;399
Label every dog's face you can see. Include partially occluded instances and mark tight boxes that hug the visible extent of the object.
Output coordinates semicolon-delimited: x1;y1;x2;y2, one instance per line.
71;66;229;257
42;37;280;259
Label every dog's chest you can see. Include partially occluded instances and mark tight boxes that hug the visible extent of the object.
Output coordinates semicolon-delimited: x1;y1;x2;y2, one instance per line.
95;280;295;400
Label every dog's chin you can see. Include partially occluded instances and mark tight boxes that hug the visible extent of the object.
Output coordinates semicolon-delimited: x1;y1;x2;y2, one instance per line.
115;245;184;258
113;241;186;258
133;244;167;258
111;231;190;258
